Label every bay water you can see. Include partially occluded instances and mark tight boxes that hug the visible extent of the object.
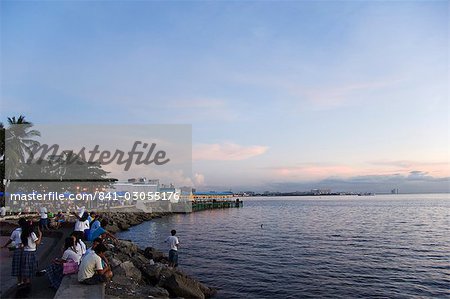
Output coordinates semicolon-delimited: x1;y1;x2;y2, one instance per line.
117;194;450;298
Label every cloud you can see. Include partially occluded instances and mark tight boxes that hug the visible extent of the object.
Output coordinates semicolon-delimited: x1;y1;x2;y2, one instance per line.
193;173;205;186
271;164;358;180
265;171;450;193
232;73;405;110
193;142;268;161
368;160;449;177
301;79;403;109
269;160;450;182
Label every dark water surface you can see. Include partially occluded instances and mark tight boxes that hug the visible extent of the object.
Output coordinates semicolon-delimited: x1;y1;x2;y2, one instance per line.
117;194;450;298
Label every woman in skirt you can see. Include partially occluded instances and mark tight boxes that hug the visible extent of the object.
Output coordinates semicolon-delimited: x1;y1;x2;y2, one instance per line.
1;218;27;286
46;237;80;289
21;221;42;285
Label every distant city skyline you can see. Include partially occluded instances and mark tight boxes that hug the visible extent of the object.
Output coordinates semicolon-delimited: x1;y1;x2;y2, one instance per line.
1;1;448;193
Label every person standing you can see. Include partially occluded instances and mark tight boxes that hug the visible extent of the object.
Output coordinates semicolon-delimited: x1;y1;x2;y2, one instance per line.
21;221;42;285
73;211;90;236
165;229;179;268
39;206;49;230
1;218;27;286
1;205;7;218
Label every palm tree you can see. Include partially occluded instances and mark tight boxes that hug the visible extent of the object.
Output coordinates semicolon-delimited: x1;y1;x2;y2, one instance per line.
5;115;41;180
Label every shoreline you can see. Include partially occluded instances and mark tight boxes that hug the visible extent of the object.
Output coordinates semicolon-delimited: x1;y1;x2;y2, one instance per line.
105;239;216;299
0;210;217;299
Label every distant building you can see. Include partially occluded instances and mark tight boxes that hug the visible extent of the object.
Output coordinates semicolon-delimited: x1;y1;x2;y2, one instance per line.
111;178;160;194
193;191;234;201
311;189;331;195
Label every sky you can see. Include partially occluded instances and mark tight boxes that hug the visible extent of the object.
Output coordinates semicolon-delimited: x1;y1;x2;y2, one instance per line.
1;1;449;193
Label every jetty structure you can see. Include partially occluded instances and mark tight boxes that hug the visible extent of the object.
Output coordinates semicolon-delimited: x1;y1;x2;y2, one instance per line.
107;177;243;213
192;191;243;211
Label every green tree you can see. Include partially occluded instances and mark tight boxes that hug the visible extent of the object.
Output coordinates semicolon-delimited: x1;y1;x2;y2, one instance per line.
5;115;41;180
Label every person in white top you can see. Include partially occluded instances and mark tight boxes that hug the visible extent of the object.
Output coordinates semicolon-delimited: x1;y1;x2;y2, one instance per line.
165;229;180;268
45;237;81;289
85;237;103;256
1;218;27;285
71;231;87;261
78;244;112;284
20;221;42;285
73;211;90;234
39;206;49;230
1;205;6;217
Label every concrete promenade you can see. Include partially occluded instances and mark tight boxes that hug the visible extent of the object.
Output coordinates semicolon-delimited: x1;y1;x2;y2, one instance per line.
0;230;65;299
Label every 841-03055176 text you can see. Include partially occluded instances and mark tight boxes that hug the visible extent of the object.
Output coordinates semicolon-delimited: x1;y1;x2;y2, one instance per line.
97;191;180;201
9;191;181;201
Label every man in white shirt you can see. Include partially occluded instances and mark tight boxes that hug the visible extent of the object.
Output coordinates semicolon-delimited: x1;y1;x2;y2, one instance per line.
39;206;49;230
0;206;6;217
165;229;179;268
78;244;112;284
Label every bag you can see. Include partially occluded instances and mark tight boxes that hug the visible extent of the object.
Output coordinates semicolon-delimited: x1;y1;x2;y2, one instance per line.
63;260;79;275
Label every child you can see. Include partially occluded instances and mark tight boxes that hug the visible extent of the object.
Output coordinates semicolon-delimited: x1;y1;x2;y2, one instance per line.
21;221;42;285
1;218;27;286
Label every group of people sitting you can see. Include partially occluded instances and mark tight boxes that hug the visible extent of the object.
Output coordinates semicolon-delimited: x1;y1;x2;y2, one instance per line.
46;209;118;288
72;210;117;242
1;208;117;290
45;234;114;289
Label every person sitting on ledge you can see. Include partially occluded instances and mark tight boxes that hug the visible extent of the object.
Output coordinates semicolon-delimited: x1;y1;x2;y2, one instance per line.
78;244;112;285
52;210;65;229
88;219;118;243
71;231;87;260
45;237;81;289
85;237;103;256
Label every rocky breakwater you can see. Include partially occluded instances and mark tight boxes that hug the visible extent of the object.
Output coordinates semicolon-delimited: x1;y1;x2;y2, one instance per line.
105;240;217;299
100;211;171;232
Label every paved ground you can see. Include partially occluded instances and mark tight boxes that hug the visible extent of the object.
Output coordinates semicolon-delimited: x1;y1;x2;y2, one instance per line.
1;230;67;299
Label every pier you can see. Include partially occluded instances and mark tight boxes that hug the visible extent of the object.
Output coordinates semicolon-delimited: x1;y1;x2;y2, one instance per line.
191;192;244;212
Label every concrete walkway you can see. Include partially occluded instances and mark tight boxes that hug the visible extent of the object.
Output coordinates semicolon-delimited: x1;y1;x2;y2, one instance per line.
1;231;66;299
53;275;104;299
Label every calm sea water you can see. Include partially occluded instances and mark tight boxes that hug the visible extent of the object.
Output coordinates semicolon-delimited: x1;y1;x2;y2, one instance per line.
117;194;450;299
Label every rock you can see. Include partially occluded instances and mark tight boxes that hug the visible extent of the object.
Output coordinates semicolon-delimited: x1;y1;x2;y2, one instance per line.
105;224;120;233
115;261;142;281
130;253;150;268
109;257;122;268
141;263;165;284
142;214;153;221
144;247;165;262
117;221;130;230
128;218;141;226
159;271;206;299
198;282;217;298
116;240;138;256
137;285;170;298
112;274;135;286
